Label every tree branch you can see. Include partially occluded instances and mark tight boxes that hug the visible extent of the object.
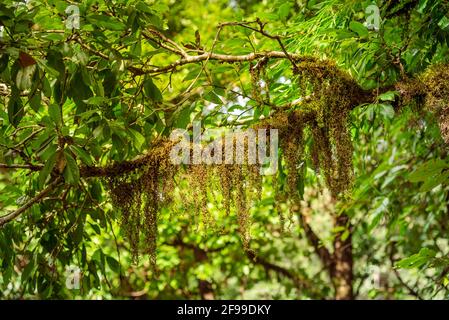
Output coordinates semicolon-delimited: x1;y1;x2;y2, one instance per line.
142;50;302;74
0;163;43;171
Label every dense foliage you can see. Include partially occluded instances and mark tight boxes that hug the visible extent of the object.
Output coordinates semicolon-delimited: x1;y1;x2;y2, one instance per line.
1;0;449;299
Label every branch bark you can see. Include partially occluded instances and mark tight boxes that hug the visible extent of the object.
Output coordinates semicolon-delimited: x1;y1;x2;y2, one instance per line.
0;163;43;170
142;51;303;74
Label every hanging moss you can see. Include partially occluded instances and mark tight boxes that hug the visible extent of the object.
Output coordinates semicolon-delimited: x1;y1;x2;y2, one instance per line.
108;140;176;266
258;57;361;199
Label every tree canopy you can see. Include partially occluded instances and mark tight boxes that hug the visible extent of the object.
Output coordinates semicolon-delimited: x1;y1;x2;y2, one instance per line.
1;0;449;300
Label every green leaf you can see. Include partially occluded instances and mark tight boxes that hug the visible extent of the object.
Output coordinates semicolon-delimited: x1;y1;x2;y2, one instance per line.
42;76;51;98
349;21;369;38
63;152;80;185
419;170;449;192
92;249;106;274
368;197;389;232
48;104;62;126
111;133;126;160
174;105;192;129
68;69;93;112
21;258;35;282
438;16;449;31
89;222;102;235
72;221;84;245
102;70;117;97
278;3;292;20
203;91;222;105
38;153;56;188
376;103;394;119
29;92;41;112
136;1;154;14
106;256;120;273
69;145;93;166
16;65;36;91
87;15;126;31
128;128;146;152
46;49;65;77
7;93;24;127
378;91;398;101
417;0;430;14
409;159;448;182
83;96;108;106
396;248;436;269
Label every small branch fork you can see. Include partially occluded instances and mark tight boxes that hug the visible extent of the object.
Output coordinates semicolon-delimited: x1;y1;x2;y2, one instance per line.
139;19;300;74
218;19;299;71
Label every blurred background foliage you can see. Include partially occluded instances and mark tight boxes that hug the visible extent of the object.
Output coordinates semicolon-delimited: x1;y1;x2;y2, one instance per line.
1;0;449;299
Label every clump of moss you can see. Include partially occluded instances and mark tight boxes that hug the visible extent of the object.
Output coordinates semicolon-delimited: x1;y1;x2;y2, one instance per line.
293;58;360;197
106;57;368;265
259;58;360;200
250;57;270;106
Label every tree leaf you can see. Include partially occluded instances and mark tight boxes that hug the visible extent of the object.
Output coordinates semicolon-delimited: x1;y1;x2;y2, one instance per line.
409;159;448;182
203;91;222;105
29;92;41;112
278;3;292;20
7;92;24;127
16;65;36;91
378;91;398;101
349;21;369;38
83;96;108;106
143;77;163;102
48;104;62;126
438;15;449;31
106;256;120;273
38;152;56;188
87;15;126;31
128;128;146;152
0;54;8;73
69;145;93;166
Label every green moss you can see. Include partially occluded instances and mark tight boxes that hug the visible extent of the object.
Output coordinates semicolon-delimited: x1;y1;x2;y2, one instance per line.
422;64;449;144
